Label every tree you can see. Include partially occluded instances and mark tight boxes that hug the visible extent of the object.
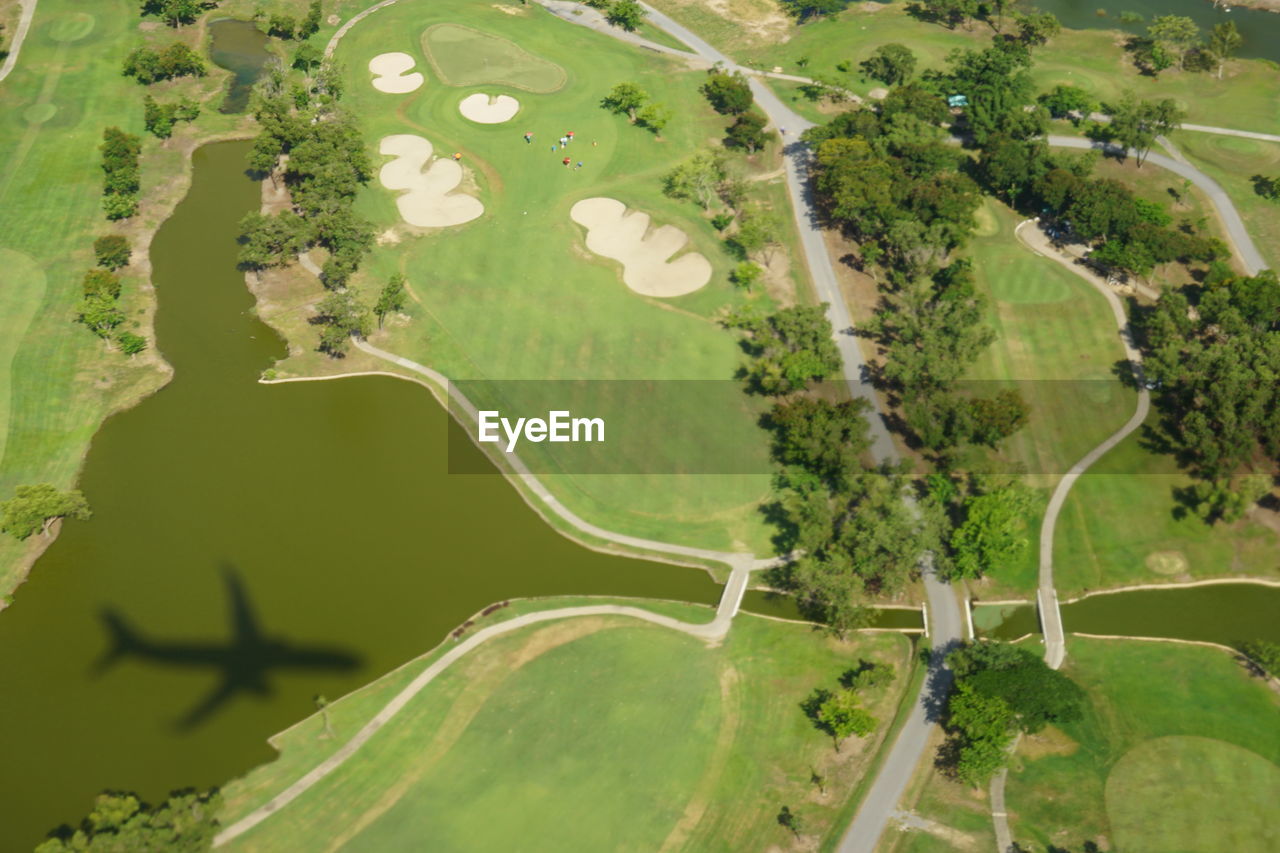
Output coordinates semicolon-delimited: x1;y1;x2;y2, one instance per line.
601;82;648;122
731;261;762;291
946;683;1016;785
268;13;297;39
314;693;334;738
921;0;979;30
700;69;753;115
314;289;370;355
663;151;727;210
1238;639;1280;678
1012;11;1060;46
776;806;803;837
636;102;672;135
1147;15;1200;70
845;659;896;690
724;110;771;152
237;211;311;270
968;388;1029;445
77;295;126;338
293;42;323;71
606;0;645;32
770;397;871;490
0;484;91;539
948;481;1034;580
860;43;916;86
1208;20;1242;79
374;274;407;326
117;332;148;355
1037;84;1096;122
82;269;123;301
1107;94;1184;166
1251;174;1280;202
779;0;851;22
300;0;323;38
93;235;132;270
122;43;205;83
36;789;221;853
816;689;877;750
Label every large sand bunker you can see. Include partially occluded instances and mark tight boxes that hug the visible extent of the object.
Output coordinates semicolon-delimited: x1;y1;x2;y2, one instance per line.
570;198;712;298
379;135;483;228
369;52;424;93
459;93;520;123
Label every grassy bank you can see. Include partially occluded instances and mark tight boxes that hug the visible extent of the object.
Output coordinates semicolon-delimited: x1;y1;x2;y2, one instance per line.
219;606;913;850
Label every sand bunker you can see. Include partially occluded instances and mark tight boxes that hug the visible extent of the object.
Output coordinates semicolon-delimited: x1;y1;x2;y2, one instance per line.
369;52;424;94
570;198;711;298
459;93;520;124
379;135;483;228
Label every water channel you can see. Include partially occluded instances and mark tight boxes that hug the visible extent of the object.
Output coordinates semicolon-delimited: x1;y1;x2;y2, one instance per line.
975;582;1280;645
0;141;724;851
1027;0;1280;63
209;19;273;114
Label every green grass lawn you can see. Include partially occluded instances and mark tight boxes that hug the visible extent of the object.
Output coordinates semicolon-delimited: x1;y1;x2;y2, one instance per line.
315;0;790;552
960;200;1135;593
1006;638;1280;851
1172;130;1280;272
219;605;914;851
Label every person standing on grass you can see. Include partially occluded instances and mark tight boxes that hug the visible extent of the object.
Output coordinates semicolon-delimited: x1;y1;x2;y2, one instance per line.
575;161;583;170
524;131;533;144
566;131;575;143
563;157;571;167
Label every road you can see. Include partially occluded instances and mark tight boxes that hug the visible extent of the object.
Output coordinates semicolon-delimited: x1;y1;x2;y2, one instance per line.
0;0;38;84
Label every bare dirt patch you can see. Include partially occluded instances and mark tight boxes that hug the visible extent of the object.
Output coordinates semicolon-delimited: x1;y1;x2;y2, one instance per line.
1144;550;1189;576
1018;725;1080;760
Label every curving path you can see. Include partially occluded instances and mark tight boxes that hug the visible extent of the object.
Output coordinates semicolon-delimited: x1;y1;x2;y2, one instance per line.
0;0;38;84
212;600;736;847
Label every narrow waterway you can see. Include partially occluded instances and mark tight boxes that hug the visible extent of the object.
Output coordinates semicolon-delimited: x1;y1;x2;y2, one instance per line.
0;142;723;851
1027;0;1280;63
974;582;1280;646
209;19;272;114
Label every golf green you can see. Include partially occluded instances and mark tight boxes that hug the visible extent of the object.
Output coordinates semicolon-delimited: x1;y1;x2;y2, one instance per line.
423;23;567;92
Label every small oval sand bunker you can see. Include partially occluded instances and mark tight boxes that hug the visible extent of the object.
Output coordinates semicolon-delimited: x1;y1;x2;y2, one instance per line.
571;198;712;298
379;135;483;228
369;52;424;94
459;93;520;124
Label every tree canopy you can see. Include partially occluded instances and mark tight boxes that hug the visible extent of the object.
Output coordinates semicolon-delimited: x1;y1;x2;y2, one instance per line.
1;484;92;540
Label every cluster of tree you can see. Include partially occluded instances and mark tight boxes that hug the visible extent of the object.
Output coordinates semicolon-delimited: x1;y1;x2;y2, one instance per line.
600;82;671;135
660;150;780;289
908;0;1060;45
143;94;200;139
0;484;91;541
582;0;645;32
140;0;220;28
942;641;1084;785
122;42;206;84
239;61;370;287
1128;17;1241;78
727;306;842;395
700;67;773;152
100;127;142;220
265;0;323;40
1135;265;1280;522
801;659;895;751
36;789;221;853
76;235;147;353
767;398;924;631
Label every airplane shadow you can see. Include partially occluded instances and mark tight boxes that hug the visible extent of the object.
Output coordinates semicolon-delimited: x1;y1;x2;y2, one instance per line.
92;563;362;731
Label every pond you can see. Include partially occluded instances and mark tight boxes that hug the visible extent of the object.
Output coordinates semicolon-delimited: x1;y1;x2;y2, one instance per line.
1027;0;1280;63
0;141;725;851
973;581;1280;647
209;19;273;114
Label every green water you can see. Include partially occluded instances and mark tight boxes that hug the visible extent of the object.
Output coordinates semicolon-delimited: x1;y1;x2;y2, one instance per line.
0;142;722;851
209;19;272;114
740;590;925;630
1027;0;1280;63
974;582;1280;646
